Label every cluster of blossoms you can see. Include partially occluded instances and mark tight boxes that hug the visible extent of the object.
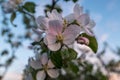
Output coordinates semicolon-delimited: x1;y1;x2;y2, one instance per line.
2;0;23;13
24;4;96;80
35;4;95;51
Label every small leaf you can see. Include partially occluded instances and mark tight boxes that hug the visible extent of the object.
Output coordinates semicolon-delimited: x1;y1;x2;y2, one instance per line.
50;51;63;68
62;48;77;60
80;33;98;53
68;62;79;74
23;2;36;13
72;0;78;3
68;48;77;60
10;12;17;27
1;50;8;56
64;0;71;2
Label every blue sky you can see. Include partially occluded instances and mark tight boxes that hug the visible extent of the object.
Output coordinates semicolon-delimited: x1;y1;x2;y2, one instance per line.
1;0;120;80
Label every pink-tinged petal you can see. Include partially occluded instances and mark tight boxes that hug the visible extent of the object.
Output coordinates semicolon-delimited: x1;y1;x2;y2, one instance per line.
52;10;63;21
46;32;57;45
36;71;46;80
84;28;94;36
48;43;61;51
29;58;42;70
77;14;90;26
47;60;55;68
48;20;63;35
63;25;80;45
36;16;48;30
74;4;83;18
47;69;59;78
77;36;89;45
86;20;95;29
41;53;48;65
65;13;75;23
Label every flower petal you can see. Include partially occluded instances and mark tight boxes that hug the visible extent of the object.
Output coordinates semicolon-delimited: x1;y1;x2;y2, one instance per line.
41;53;48;65
36;16;48;30
47;69;59;78
64;13;75;23
48;42;61;51
46;32;57;45
48;20;63;35
63;25;80;45
86;20;95;29
36;71;46;80
29;58;42;70
47;60;55;68
74;4;83;18
77;14;90;26
84;27;94;36
52;10;63;21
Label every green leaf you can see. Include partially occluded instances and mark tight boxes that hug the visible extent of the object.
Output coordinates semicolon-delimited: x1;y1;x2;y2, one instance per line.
68;48;77;60
80;33;98;53
50;51;63;68
23;2;36;13
62;48;77;60
68;62;79;74
10;12;17;27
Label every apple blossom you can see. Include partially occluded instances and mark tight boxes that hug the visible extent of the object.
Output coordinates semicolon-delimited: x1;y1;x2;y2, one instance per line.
65;4;95;36
2;0;23;13
29;53;59;80
45;20;80;51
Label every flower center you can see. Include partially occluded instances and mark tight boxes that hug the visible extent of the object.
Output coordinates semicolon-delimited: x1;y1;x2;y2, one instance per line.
43;64;48;71
56;34;64;42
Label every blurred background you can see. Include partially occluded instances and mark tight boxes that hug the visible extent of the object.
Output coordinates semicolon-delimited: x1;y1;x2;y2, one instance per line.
0;0;120;80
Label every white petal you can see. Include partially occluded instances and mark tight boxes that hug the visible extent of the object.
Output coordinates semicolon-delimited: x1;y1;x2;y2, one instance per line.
47;60;55;68
36;16;48;30
84;28;94;36
78;14;90;26
46;32;56;45
47;69;59;78
63;25;80;45
86;20;95;29
74;4;83;18
48;42;61;51
65;13;75;23
41;53;48;65
52;10;62;21
47;12;53;19
36;71;46;80
32;28;44;35
49;20;63;35
29;58;42;70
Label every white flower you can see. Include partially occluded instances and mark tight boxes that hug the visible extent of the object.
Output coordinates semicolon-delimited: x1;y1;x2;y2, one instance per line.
1;0;23;13
47;10;63;21
65;4;95;36
29;53;59;80
36;10;63;32
45;20;80;51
